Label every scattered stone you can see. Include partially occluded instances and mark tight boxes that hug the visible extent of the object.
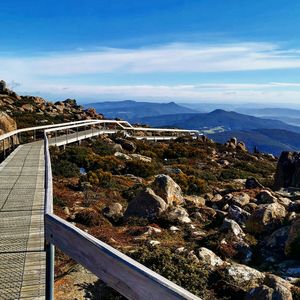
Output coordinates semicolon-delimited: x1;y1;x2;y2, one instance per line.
114;151;132;160
246;203;287;234
169;226;180;232
143;226;162;235
232;192;250;207
130;153;152;163
228;205;251;226
198;247;224;267
102;203;123;221
184;195;206;206
162;207;191;224
148;240;160;247
221;218;245;237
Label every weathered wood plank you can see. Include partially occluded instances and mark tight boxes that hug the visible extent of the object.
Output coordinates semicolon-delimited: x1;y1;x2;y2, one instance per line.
45;214;200;300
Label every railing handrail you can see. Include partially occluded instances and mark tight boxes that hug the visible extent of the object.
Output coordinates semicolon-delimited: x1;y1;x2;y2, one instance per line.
0;119;99;142
42;123;201;300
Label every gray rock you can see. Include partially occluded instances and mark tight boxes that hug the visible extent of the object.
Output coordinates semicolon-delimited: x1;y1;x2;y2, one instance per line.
232;192;251;207
124;188;167;220
221;218;245;237
198;247;224;267
226;262;265;291
246;203;287;234
162;206;191;224
228;205;251;226
151;174;184;205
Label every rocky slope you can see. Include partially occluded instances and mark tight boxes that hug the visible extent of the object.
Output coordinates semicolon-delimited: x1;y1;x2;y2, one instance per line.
50;133;300;299
0;80;103;129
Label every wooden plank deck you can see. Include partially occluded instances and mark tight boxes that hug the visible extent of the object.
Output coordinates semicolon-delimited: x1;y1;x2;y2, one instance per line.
0;143;45;300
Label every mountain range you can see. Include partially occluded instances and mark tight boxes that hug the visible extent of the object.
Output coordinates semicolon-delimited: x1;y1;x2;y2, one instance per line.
84;100;197;121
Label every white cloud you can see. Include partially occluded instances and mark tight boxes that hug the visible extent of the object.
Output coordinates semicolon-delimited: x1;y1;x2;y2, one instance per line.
19;82;300;104
2;42;300;103
2;42;300;79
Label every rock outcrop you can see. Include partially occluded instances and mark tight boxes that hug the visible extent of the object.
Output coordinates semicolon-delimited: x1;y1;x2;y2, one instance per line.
274;151;300;189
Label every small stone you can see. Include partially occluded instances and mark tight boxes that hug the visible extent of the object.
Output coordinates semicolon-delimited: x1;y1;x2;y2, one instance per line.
198;247;224;267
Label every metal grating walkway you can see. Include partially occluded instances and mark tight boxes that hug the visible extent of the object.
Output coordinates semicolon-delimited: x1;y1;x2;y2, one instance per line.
0;143;45;300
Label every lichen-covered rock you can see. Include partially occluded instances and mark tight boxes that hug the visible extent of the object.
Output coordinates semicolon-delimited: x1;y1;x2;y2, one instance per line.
245;285;274;300
246;203;286;234
124;188;167;220
256;190;277;205
162;206;191;224
225;262;265;291
151;174;184;205
198;247;224;267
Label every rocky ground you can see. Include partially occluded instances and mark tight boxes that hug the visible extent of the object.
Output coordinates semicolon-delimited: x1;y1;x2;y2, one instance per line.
50;132;300;299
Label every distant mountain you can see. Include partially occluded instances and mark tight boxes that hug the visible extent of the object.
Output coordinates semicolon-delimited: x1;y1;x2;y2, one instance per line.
234;107;300;126
209;129;300;156
84;100;197;121
139;109;300;134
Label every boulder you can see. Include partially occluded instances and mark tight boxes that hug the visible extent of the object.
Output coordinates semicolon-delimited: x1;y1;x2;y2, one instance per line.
198;247;224;267
151;174;184;205
124;188;167;220
246;203;286;234
274;151;300;189
285;218;300;258
225;262;265;291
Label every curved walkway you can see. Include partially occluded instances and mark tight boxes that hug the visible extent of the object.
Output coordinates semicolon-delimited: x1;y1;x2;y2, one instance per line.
0;142;45;299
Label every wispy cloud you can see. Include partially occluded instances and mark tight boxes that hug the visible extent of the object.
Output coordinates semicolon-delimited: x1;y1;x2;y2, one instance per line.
20;82;300;104
2;42;300;103
2;42;300;79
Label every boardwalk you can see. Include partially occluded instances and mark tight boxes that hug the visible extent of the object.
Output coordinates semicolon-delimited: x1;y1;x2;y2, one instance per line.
0;121;200;300
0;142;45;300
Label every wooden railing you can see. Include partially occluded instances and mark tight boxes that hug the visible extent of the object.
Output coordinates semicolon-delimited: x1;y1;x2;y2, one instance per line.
42;122;201;300
0;119;201;299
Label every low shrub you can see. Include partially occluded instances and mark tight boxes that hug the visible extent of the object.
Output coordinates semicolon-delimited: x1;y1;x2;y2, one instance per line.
52;160;80;178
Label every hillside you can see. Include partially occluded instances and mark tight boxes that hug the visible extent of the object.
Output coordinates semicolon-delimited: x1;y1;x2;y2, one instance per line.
0;80;103;128
84;100;197;121
138;109;300;133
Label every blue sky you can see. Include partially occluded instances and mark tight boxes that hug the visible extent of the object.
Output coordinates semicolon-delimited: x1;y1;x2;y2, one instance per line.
1;0;300;104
